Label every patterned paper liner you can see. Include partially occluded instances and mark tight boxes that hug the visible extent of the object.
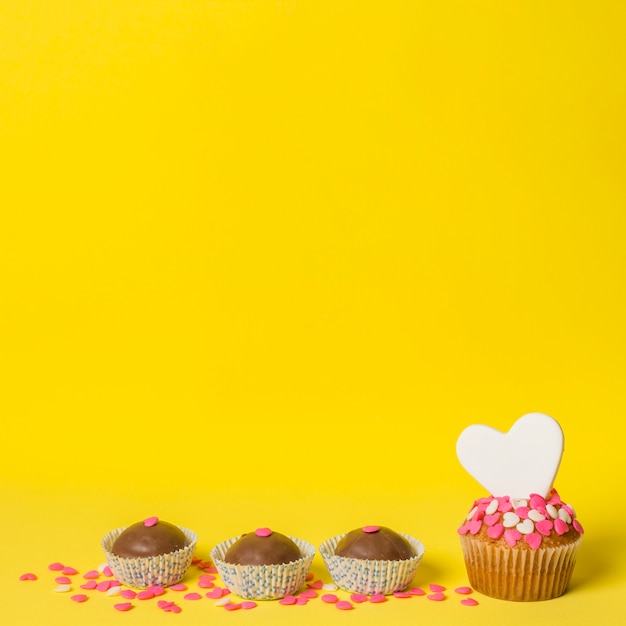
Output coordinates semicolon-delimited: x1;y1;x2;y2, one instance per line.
319;532;425;595
459;534;582;601
101;526;198;589
210;536;316;600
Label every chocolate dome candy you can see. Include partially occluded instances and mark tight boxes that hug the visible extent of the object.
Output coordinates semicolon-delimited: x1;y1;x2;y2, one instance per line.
334;525;413;561
224;528;302;565
111;517;187;558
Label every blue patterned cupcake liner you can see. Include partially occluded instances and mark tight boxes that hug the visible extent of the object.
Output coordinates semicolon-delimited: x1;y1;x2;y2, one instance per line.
101;526;198;589
319;532;425;595
210;535;316;600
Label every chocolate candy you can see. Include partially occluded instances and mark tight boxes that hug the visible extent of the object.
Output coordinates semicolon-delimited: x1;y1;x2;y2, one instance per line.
224;528;301;565
334;526;413;561
111;518;187;558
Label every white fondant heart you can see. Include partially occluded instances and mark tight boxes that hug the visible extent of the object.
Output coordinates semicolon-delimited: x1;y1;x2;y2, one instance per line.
456;412;564;499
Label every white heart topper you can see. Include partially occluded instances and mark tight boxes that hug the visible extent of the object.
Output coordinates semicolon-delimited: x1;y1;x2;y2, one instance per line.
456;412;564;499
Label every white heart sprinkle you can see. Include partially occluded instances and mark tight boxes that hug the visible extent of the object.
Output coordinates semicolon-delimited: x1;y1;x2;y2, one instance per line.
547;504;559;519
322;583;338;591
107;586;121;597
456;413;564;498
215;597;232;606
503;512;520;528
485;499;499;515
558;508;572;524
54;585;71;593
516;519;535;534
528;510;546;522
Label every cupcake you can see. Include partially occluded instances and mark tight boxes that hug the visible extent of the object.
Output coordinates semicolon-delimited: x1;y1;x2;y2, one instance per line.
319;525;425;595
210;527;315;600
101;516;198;588
456;412;584;601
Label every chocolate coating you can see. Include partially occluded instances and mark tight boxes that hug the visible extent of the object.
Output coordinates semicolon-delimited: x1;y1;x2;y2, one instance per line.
224;530;301;565
111;520;187;558
335;526;413;561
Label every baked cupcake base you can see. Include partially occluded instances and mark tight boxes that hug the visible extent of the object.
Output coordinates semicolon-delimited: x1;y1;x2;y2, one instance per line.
102;526;198;589
319;532;425;595
210;536;316;600
460;533;581;601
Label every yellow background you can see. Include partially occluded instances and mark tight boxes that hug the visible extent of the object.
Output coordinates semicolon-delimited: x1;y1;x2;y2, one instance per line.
2;1;625;624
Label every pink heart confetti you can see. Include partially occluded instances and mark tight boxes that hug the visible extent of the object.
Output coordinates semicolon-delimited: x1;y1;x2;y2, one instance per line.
114;602;133;612
307;579;323;589
83;570;100;579
409;587;425;596
429;584;446;592
336;601;353;610
350;593;368;603
62;567;78;576
321;594;338;603
224;603;242;611
393;591;411;598
278;595;297;605
48;562;64;571
19;573;37;581
241;601;257;609
169;583;187;591
461;597;479;606
120;589;137;599
369;593;386;603
427;592;446;601
184;593;202;601
55;577;71;585
454;586;473;594
70;594;88;603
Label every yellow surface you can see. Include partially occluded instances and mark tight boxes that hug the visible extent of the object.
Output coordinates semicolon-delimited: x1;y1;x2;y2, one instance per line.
1;1;625;624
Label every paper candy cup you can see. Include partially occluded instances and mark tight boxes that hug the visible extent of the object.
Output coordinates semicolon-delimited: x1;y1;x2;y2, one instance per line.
101;526;198;589
210;536;316;600
319;532;425;595
459;533;582;601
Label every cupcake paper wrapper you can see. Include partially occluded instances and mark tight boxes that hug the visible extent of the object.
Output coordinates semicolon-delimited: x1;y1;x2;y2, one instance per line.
210;536;316;600
102;526;198;589
459;534;582;601
319;532;425;595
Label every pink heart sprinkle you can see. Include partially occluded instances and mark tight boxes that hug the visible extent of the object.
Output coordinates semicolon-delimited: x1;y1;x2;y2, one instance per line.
184;593;202;601
80;581;97;590
169;583;187;591
307;579;323;589
143;516;159;527
279;595;297;605
114;602;133;611
336;601;353;610
120;589;137;599
573;519;584;534
515;507;530;519
203;566;219;574
48;562;64;571
554;518;569;535
524;533;542;550
148;585;165;596
137;590;154;600
454;586;472;594
62;567;78;576
225;603;242;611
504;528;522;546
362;525;380;533
83;570;99;579
96;581;112;592
467;520;482;535
71;594;88;603
321;594;338;603
255;527;272;537
461;597;479;606
535;519;553;536
484;513;500;527
55;577;71;585
487;523;504;540
457;525;469;535
198;580;214;588
299;589;317;598
19;573;37;581
296;598;308;605
241;601;257;609
350;593;368;603
393;591;411;598
199;573;216;581
158;600;174;609
428;592;445;601
429;584;446;592
204;588;224;599
102;566;113;577
369;593;386;603
409;587;425;596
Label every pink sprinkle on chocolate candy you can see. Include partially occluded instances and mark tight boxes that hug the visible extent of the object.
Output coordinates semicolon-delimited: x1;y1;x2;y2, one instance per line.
454;586;472;594
114;602;133;611
362;525;380;533
369;593;386;603
321;594;338;603
19;573;37;581
427;592;446;601
71;594;88;603
336;601;353;610
143;516;159;527
429;584;446;592
255;527;272;537
48;562;64;571
184;593;202;601
461;597;479;606
279;595;297;605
